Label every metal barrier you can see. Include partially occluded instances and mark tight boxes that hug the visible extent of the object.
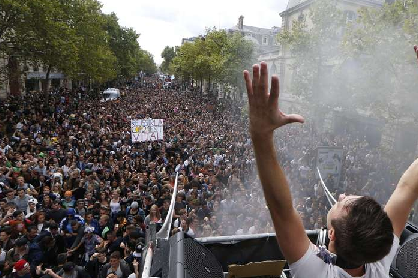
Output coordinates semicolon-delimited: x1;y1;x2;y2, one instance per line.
142;172;179;277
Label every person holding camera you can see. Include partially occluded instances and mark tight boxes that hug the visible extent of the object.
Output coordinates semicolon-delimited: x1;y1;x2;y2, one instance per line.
86;247;108;278
100;252;131;278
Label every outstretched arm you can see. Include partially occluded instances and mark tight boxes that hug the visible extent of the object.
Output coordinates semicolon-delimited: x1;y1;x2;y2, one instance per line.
243;62;310;264
384;47;418;238
385;158;418;238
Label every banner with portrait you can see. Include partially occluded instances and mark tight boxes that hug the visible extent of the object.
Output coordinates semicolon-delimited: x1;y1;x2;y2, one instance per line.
316;147;344;189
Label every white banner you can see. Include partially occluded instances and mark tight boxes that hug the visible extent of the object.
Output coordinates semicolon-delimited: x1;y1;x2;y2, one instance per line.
131;119;164;143
316;147;344;191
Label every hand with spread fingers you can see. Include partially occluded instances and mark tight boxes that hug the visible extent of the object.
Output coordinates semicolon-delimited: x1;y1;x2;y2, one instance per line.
243;62;304;137
242;62;311;264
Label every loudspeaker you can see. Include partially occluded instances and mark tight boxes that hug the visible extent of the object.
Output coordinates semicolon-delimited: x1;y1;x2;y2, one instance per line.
150;239;170;277
151;232;224;278
393;233;418;278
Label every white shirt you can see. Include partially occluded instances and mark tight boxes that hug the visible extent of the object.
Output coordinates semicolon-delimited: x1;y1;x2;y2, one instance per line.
289;235;399;278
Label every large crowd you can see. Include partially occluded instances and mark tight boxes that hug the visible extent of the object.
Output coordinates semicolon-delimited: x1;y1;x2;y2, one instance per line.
0;77;414;278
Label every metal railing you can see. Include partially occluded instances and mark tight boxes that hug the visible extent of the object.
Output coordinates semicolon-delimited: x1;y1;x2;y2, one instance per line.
142;172;179;277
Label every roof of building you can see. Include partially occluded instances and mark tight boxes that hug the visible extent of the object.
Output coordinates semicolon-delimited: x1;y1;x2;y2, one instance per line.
286;0;306;10
284;0;384;14
229;25;280;35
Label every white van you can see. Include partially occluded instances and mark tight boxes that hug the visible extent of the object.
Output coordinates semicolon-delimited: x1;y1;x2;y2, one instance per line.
101;88;120;101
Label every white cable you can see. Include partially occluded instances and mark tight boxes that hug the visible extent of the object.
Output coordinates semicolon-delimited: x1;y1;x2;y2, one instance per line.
317;167;337;205
156;172;179;239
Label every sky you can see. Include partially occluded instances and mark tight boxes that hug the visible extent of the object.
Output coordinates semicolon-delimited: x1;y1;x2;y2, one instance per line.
99;0;289;65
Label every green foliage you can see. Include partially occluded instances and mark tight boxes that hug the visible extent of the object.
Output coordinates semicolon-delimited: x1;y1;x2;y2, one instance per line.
160;46;176;73
277;0;344;99
342;0;418;117
277;0;418;118
0;0;156;91
69;1;117;83
0;0;30;54
170;28;254;89
139;50;157;74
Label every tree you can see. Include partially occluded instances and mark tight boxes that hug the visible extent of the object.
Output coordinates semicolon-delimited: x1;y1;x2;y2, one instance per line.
0;0;155;96
27;0;80;93
171;40;199;83
342;0;418;118
160;46;176;73
0;0;58;95
277;0;345;101
221;32;254;95
170;28;254;96
67;1;117;86
138;50;157;74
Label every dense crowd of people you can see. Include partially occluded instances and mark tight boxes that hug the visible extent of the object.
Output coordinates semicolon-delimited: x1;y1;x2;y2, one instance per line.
0;77;414;278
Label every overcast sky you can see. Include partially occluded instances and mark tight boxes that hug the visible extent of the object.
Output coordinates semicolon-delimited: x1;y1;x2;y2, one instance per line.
99;0;289;64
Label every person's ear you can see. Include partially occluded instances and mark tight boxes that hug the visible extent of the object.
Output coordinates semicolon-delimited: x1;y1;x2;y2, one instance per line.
328;228;335;241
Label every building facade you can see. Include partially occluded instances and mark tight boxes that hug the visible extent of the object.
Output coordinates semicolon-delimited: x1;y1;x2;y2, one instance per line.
0;55;72;98
276;0;418;154
227;16;281;56
228;16;282;91
279;0;384;95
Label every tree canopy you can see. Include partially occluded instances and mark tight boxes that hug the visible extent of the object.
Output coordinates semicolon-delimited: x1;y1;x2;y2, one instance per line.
170;28;254;92
277;0;418;118
342;0;418;118
160;46;176;74
0;0;157;92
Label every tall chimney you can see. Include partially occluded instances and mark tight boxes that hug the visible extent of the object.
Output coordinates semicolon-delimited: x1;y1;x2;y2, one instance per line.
238;16;244;30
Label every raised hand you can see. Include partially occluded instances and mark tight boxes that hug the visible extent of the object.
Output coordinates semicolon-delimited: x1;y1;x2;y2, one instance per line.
133;259;139;270
243;62;304;137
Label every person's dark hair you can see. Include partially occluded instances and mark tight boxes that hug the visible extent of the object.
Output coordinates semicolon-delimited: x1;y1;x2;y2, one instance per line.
6;202;16;208
106;230;116;238
40;236;55;249
15;237;28;247
12;210;23;218
27;225;37;233
1;226;11;235
331;196;394;265
57;253;68;265
110;251;121;260
49;222;59;230
95;247;106;254
62;262;75;273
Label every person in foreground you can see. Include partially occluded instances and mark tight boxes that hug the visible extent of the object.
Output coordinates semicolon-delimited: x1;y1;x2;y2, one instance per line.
243;47;418;278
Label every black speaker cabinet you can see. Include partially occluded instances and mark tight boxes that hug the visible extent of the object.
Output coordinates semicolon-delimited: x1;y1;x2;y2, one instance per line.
151;232;224;278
